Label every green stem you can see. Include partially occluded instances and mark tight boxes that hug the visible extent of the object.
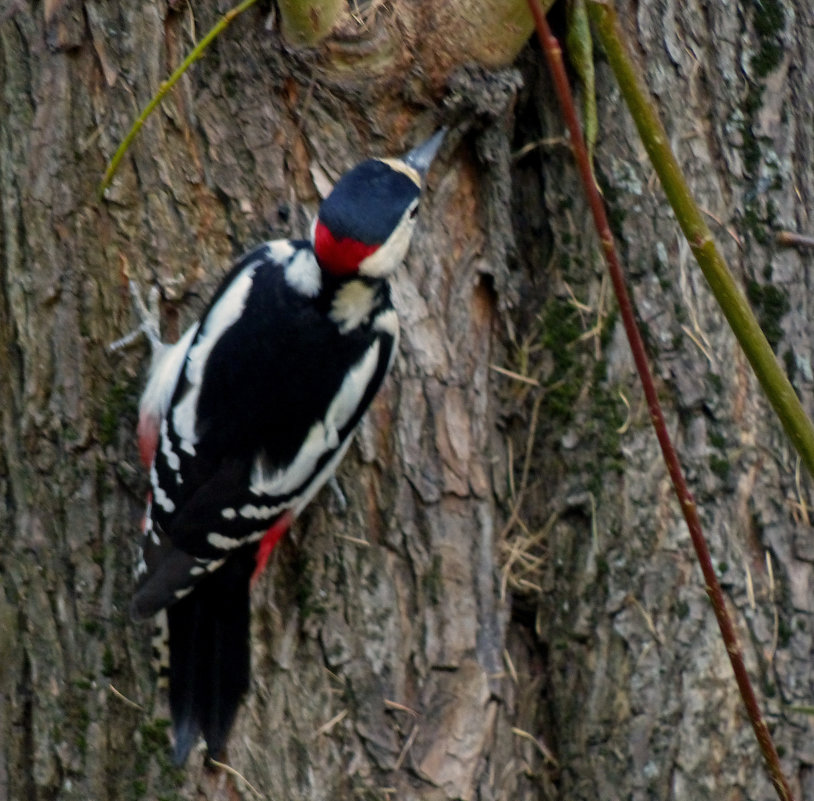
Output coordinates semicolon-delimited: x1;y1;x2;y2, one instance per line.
586;0;814;479
98;0;260;197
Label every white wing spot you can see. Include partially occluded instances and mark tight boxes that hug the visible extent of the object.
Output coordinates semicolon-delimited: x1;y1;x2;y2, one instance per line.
239;503;276;520
174;586;194;600
159;419;181;473
207;532;242;550
206;558;225;572
190;566;206;576
221;507;237;520
150;464;176;513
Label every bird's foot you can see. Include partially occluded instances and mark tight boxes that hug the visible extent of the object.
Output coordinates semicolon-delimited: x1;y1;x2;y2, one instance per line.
110;280;163;356
328;475;348;513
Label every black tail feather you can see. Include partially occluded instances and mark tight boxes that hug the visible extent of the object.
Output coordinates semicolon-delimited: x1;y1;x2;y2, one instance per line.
167;551;253;765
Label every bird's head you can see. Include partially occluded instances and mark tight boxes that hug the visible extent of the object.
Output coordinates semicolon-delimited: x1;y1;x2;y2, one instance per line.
312;129;445;279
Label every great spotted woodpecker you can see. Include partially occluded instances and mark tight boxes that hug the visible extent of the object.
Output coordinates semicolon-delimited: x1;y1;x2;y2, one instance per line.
128;130;445;764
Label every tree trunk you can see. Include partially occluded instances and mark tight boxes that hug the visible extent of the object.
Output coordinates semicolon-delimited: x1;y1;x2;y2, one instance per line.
516;3;814;799
1;2;813;800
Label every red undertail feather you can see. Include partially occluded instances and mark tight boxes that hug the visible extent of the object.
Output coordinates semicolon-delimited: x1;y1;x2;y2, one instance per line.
137;412;160;468
251;510;294;584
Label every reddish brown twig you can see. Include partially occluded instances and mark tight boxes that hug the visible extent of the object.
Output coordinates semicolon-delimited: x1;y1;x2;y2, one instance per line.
776;230;814;250
525;2;793;799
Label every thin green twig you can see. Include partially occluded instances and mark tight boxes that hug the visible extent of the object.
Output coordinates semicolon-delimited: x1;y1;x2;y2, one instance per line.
98;0;260;197
587;0;814;481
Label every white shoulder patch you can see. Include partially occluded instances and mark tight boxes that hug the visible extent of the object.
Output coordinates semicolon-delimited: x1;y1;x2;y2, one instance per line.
284;249;322;297
325;339;381;433
199;265;258;346
172;262;259;454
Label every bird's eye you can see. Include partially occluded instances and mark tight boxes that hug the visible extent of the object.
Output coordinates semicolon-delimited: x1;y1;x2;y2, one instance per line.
409;204;419;219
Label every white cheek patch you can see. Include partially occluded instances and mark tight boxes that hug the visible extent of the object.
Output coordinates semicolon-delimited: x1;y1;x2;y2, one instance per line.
358;213;417;278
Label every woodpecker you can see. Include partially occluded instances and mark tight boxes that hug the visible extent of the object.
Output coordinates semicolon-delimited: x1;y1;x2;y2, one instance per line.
127;130;444;765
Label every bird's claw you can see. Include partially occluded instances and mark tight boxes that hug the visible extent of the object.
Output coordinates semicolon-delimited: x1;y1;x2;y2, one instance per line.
110;281;163;355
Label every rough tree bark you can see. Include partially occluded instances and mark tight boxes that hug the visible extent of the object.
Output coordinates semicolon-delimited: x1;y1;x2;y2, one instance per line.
0;2;812;801
513;2;814;800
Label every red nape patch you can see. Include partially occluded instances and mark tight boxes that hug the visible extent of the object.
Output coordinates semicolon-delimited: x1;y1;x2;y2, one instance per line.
314;220;379;276
251;510;294;585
